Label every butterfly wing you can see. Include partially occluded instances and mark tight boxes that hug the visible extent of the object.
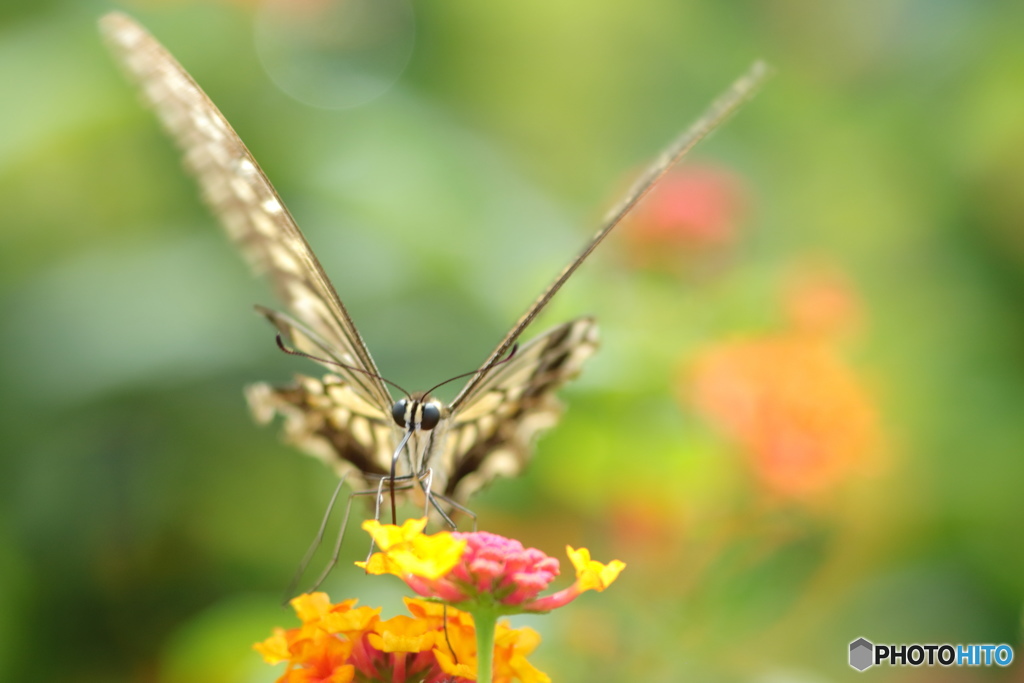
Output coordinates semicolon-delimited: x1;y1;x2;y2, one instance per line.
99;12;393;411
440;317;599;503
247;375;394;488
245;318;597;499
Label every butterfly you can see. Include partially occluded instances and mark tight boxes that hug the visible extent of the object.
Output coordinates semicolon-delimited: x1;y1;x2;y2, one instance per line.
99;11;766;523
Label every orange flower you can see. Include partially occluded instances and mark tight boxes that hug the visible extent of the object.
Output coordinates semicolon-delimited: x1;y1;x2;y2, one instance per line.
255;593;548;683
260;524;622;681
689;334;880;498
784;264;863;340
254;595;377;683
254;627;355;683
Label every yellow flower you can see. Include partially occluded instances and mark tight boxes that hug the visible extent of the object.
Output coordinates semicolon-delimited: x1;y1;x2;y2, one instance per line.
367;615;435;653
253;627;292;664
260;521;626;682
494;622;550;683
357;518;466;580
357;520;626;615
567;546;626;592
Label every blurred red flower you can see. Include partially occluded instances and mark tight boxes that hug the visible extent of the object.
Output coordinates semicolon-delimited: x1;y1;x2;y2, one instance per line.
623;165;748;272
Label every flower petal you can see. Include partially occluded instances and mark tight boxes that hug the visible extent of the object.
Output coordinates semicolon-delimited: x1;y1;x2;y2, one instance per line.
567;546;625;592
253;627;292;664
361;517;428;550
357;519;466;580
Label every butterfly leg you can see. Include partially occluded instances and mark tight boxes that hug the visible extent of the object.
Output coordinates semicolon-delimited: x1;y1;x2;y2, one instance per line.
441;605;459;666
435;491;478;531
415;468;456;529
304;484;396;594
362;475;425;568
283;473;349;600
417;469;478;531
297;477;415;596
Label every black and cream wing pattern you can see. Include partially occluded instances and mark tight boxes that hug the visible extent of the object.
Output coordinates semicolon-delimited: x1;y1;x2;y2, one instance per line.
246;315;598;502
100;11;766;507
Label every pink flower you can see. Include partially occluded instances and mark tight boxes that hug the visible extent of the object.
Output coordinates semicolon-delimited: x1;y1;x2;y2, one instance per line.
623;165;748;272
360;520;625;613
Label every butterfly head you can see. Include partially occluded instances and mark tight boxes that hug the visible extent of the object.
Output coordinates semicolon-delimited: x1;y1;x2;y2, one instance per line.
391;395;446;432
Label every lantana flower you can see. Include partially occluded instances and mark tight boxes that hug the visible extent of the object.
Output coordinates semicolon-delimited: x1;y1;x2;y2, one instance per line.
257;520;625;683
255;593;546;683
357;519;624;683
685;263;883;499
358;518;625;613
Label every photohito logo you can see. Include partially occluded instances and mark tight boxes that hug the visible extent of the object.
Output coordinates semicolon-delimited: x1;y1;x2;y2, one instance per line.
849;638;1014;671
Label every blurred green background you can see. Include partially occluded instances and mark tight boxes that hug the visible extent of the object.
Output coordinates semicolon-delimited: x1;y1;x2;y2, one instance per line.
2;0;1023;681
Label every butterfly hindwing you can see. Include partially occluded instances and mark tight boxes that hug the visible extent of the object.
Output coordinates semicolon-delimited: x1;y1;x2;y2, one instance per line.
247;375;393;488
443;317;598;501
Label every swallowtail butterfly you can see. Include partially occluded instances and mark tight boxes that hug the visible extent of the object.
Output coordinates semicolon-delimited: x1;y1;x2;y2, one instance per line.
100;11;765;521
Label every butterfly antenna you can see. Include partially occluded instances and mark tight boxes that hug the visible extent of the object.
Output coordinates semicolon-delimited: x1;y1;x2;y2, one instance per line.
274;335;413;399
420;343;520;399
450;61;770;412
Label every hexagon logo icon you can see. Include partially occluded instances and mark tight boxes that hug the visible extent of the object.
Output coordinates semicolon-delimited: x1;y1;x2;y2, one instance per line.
850;638;874;671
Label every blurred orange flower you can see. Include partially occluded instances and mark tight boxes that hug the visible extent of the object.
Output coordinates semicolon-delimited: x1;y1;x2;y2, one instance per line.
686;273;881;498
784;264;864;340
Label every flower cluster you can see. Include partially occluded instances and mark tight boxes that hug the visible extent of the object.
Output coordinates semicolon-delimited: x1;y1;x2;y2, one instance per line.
255;592;547;683
358;518;625;613
256;520;625;683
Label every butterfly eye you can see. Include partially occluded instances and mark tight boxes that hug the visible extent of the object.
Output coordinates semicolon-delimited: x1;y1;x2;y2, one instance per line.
391;399;408;428
420;402;442;430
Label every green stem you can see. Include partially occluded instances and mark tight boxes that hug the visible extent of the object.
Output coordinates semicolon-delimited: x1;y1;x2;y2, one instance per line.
472;607;498;683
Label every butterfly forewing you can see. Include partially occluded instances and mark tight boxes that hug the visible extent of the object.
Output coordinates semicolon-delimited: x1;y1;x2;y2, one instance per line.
100;12;392;411
101;12;602;506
